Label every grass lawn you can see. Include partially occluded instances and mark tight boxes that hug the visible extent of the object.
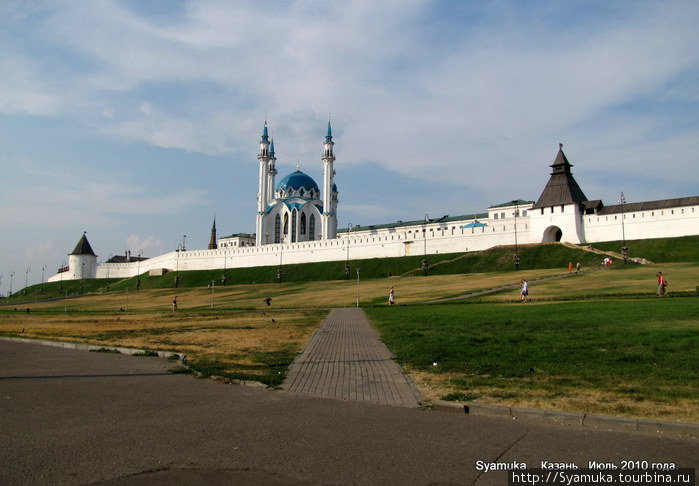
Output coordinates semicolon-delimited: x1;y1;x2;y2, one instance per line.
6;267;566;311
0;308;326;386
475;262;699;302
365;297;699;422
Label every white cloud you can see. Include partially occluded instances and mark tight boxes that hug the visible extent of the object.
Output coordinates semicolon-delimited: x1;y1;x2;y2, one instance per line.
126;235;165;256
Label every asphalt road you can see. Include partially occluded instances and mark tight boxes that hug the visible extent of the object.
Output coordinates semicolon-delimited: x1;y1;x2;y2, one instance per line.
0;340;696;485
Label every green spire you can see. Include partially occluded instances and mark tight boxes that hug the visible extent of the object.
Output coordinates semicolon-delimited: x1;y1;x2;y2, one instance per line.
325;120;332;142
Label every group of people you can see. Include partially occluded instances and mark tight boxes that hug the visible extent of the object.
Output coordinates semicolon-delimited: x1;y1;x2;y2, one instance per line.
568;262;582;274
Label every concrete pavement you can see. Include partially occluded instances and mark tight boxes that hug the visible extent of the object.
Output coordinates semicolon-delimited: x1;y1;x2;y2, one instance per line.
1;340;697;485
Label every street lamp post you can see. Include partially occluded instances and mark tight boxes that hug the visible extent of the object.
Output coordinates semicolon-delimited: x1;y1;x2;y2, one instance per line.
41;265;46;294
422;214;429;276
278;237;285;284
80;262;85;294
619;192;628;264
513;201;520;271
59;261;65;290
345;223;353;280
106;254;112;291
175;244;183;288
21;267;30;304
9;271;15;298
221;250;228;285
136;250;143;290
0;274;3;299
182;234;187;251
356;268;361;307
210;280;215;309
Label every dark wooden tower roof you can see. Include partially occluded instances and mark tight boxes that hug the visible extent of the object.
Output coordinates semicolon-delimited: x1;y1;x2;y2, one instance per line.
70;232;96;256
532;144;588;209
208;218;218;250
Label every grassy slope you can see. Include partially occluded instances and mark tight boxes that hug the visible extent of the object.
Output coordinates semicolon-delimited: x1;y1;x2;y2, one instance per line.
590;235;699;262
365;298;699;420
7;243;603;303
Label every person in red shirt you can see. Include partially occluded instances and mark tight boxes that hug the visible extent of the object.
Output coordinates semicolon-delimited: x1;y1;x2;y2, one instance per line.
656;272;668;297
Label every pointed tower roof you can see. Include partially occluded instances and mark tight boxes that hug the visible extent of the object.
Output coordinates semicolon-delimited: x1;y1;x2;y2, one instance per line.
208;217;218;250
261;121;269;142
532;144;588;208
70;232;96;256
325;120;333;142
269;138;275;157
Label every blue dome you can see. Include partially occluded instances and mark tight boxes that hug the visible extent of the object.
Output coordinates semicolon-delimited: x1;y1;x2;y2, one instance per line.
276;170;320;194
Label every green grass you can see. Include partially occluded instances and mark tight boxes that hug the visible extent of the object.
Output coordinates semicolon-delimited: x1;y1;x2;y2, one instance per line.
590;235;699;263
365;297;698;415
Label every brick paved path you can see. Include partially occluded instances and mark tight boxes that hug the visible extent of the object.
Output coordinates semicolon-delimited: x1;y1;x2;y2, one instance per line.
282;307;421;407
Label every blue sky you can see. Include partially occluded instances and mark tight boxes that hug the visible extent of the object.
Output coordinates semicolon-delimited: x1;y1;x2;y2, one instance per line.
1;0;698;292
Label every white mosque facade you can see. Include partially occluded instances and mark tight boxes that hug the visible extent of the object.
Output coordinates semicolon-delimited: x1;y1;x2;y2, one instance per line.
49;123;699;282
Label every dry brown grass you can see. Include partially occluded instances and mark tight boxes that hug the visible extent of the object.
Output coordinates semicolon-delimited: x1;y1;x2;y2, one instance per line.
0;309;325;384
408;369;698;422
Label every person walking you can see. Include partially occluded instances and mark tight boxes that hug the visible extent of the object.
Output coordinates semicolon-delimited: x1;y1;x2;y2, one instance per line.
172;296;178;312
388;286;395;306
520;279;530;302
568;262;573;273
656;272;668;297
576;262;581;274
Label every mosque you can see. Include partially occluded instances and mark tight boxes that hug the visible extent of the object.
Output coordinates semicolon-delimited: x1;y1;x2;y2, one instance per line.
49;122;699;282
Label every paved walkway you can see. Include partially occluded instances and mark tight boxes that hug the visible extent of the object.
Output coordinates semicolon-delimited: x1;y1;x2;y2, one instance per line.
282;307;421;407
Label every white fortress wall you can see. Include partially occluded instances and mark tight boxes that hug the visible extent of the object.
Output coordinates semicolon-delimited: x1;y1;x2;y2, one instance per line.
583;203;699;243
51;216;534;281
47;200;698;283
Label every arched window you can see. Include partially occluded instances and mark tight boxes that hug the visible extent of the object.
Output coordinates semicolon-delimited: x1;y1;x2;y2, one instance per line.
300;188;305;197
300;212;307;235
309;214;316;241
283;213;289;238
274;214;281;243
291;209;297;243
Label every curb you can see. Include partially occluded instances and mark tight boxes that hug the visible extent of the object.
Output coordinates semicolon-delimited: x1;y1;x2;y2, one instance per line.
0;336;186;362
0;337;274;389
433;401;698;438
